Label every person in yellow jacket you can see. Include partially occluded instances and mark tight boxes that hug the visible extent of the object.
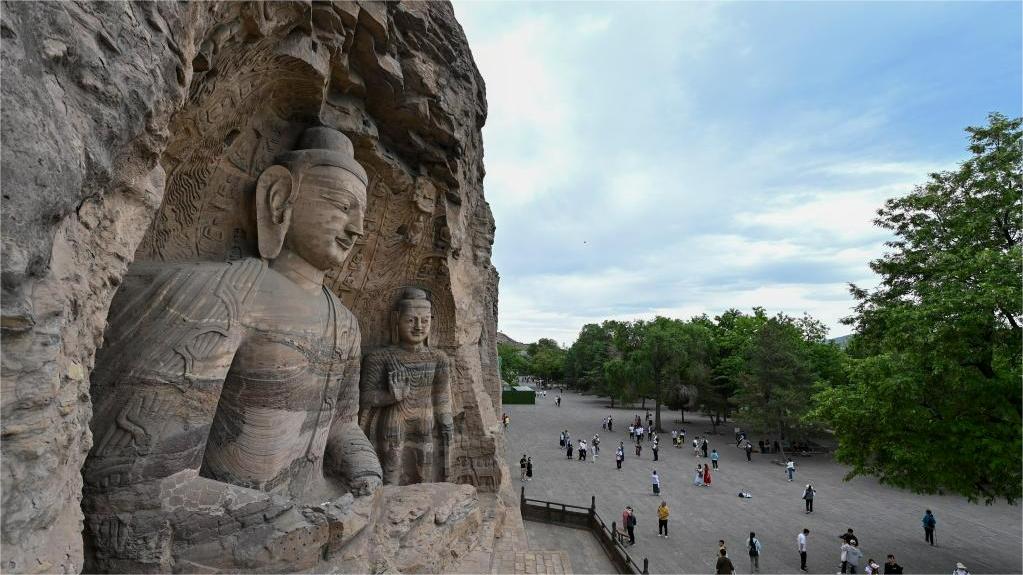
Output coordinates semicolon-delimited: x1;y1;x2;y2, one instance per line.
657;501;670;538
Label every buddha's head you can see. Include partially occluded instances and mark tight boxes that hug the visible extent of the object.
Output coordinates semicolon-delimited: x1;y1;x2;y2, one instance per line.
391;287;433;347
255;126;368;271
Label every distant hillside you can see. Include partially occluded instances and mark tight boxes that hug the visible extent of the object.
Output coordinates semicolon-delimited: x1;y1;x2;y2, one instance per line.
829;334;854;348
496;332;527;350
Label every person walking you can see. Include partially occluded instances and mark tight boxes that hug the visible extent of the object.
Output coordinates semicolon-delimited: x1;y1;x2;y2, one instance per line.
716;548;736;575
629;424;635;440
747;532;762;573
616;446;624;471
559;430;565;448
592;434;600;462
657;501;669;538
519;455;527;481
526;457;533;481
882;554;903;574
671;429;678;447
701;438;709;458
607;415;614;432
602;416;608;431
922;509;937;546
786;459;796;482
635;441;642;457
564;431;571;449
711;449;720;469
693;437;701;457
745;440;753;462
703;462;713;486
802;484;815;513
797;528;809;572
651;470;661;496
566;441;573;459
652;442;659;461
556;395;561;407
693;464;704;486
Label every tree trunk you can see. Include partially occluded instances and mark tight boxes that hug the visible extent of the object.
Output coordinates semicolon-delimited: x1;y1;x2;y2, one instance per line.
709;414;718;434
641;396;647;409
654;374;662;432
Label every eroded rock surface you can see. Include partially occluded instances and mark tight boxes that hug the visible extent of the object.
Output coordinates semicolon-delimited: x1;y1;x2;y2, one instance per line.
1;2;502;572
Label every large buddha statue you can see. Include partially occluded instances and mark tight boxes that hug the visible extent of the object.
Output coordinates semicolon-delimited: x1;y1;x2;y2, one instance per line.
82;127;383;572
360;288;454;486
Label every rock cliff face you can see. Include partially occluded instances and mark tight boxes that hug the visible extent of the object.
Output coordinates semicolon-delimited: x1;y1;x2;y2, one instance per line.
0;2;502;572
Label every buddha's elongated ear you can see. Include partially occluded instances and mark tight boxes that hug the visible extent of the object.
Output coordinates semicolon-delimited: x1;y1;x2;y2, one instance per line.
255;165;295;259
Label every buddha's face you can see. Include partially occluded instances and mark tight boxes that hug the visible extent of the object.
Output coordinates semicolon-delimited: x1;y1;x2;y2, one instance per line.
396;303;432;345
285;165;366;270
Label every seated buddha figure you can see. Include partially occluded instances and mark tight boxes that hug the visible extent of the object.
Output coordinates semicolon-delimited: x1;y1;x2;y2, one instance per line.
82;127;383;572
360;288;454;486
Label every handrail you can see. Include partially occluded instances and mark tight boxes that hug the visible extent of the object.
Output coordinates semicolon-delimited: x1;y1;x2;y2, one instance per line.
520;487;650;574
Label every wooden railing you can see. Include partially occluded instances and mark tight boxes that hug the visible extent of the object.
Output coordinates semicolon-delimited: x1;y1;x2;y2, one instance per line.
520;487;649;574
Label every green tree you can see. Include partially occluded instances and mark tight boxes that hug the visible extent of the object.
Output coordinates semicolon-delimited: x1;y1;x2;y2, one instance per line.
497;343;529;383
812;113;1022;503
528;338;567;385
634;317;693;432
564;324;611;390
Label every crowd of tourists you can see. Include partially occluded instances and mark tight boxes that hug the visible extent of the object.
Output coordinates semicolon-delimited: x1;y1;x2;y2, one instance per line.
522;395;967;575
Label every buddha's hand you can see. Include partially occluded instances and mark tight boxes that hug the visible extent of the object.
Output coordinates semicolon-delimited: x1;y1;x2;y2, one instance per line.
438;415;454;444
350;472;383;496
386;361;412;401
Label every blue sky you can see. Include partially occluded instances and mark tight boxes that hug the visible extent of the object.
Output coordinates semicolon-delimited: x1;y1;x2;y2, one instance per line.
453;1;1022;345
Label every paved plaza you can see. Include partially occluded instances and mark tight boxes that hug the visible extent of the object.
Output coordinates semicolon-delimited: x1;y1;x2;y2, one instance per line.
505;390;1022;574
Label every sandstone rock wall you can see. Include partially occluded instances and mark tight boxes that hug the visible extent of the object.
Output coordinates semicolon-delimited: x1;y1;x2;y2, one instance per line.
0;2;502;572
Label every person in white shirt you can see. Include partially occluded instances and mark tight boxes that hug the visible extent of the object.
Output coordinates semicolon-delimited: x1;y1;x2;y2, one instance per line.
651;470;661;495
797;528;809;572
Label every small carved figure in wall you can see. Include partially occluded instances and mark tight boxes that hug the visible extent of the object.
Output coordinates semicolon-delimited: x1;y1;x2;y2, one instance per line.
360;287;454;485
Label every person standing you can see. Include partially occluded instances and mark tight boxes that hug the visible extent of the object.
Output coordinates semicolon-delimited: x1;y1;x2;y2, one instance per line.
798;528;809;572
882;554;903;574
519;455;527;481
745;440;753;462
602;416;608;431
671;429;678;447
716;548;736;575
693;437;701;457
579;439;587;461
559;430;566;448
556;395;561;407
865;558;881;575
629;424;635;440
703;462;712;486
952;562;970;575
526;457;533;481
786;459;796;482
616;445;624;471
625;506;637;545
747;532;762;573
651;470;661;496
701;438;709;458
719;540;728;556
657;501;669;538
592;434;600;462
694;464;704;486
711;449;720;469
846;540;862;574
922;509;936;546
652;442;659;461
802;484;815;513
566;440;573;459
635;441;642;457
607;415;613;432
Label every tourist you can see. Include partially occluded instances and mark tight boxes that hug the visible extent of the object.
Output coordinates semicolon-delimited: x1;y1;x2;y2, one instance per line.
629;424;635;440
651;470;661;495
711;449;720;469
716;548;735;575
758;440;766;454
616;445;624;471
703;462;713;486
519;454;527;481
719;539;728;556
744;440;753;462
747;532;762;573
623;506;637;545
657;501;669;538
559;430;565;448
883;554;903;574
636;425;644;441
786;459;796;482
607;415;614;432
578;439;587;461
635;441;642;457
839;529;857;545
671;429;678;446
922;509;937;546
647;426;654;441
556;395;561;407
846;540;863;574
680;428;686;444
502;413;509;430
701;438;709;458
802;484;815;513
693;464;704;486
773;440;781;453
592;434;600;461
693;437;701;456
798;528;809;572
566;440;573;459
952;562;970;575
526;457;533;481
564;431;571;448
865;558;881;575
652;442;659;461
